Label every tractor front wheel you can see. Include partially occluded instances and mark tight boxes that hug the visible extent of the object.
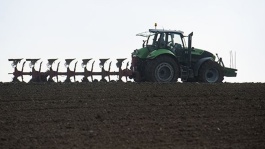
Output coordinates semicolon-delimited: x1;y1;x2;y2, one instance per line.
145;56;179;82
198;60;224;83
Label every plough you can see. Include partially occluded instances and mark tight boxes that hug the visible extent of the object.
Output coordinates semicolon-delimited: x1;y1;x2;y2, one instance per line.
8;58;132;83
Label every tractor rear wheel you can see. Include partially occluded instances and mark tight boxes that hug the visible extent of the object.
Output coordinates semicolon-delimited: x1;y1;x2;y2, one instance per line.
198;60;224;83
145;56;179;82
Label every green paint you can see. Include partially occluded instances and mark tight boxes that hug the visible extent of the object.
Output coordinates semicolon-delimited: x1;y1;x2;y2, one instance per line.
146;49;175;59
192;48;204;55
132;47;149;59
192;48;216;60
132;48;175;59
224;67;237;77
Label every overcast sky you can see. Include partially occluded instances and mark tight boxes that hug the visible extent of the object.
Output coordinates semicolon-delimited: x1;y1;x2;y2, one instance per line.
0;0;264;82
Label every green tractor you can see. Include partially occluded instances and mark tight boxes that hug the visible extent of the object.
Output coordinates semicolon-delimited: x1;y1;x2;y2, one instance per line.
129;29;237;83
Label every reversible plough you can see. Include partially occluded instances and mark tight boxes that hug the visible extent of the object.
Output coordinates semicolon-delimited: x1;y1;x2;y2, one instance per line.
8;58;132;83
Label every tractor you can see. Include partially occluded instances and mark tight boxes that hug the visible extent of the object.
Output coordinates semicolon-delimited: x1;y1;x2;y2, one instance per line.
129;29;237;83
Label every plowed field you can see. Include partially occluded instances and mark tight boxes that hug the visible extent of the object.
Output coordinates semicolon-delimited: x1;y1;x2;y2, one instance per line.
0;82;264;149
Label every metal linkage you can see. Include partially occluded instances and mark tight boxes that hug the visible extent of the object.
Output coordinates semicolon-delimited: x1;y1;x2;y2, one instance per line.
8;58;132;83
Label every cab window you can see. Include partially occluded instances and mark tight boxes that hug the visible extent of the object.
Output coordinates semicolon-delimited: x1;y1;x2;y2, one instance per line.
171;33;183;48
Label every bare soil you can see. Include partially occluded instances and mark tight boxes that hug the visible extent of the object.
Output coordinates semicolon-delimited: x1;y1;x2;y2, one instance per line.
0;82;264;149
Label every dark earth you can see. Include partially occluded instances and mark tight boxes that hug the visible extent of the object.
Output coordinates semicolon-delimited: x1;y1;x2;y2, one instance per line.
0;82;264;149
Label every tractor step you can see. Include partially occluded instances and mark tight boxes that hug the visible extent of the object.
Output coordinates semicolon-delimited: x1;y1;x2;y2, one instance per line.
180;66;189;82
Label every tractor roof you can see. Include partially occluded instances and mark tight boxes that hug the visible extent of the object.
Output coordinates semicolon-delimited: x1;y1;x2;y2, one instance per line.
136;29;184;37
149;29;184;34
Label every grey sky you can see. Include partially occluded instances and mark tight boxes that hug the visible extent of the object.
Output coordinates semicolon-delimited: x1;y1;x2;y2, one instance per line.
1;0;264;82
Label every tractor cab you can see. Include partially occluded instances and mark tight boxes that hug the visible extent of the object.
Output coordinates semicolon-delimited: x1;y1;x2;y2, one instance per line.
137;29;187;53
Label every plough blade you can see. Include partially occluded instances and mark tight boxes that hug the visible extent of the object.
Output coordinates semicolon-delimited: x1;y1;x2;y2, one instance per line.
8;59;23;68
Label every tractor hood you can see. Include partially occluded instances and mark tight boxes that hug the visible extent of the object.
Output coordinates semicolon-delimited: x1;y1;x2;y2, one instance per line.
192;48;216;60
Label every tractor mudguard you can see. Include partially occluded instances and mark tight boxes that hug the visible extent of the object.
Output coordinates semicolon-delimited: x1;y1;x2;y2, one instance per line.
146;49;175;59
193;57;214;76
